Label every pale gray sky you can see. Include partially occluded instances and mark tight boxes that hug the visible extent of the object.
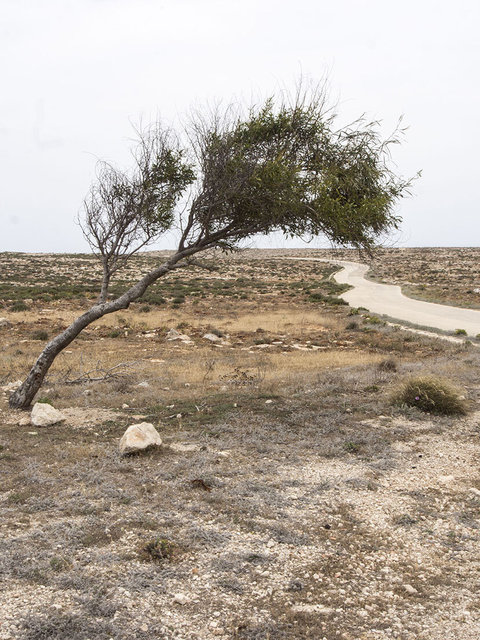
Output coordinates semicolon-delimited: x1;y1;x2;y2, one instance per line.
1;0;478;252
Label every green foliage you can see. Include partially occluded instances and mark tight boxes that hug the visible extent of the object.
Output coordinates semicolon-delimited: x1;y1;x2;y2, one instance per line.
9;300;28;312
192;91;412;251
454;328;467;335
391;375;467;415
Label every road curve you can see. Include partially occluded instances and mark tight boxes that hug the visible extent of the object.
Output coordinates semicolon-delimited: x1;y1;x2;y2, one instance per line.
289;258;480;337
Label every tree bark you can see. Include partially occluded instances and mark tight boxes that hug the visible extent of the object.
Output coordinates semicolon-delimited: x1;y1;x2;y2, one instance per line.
9;247;200;410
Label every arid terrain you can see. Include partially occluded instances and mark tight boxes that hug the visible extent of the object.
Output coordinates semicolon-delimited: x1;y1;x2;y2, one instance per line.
1;249;480;639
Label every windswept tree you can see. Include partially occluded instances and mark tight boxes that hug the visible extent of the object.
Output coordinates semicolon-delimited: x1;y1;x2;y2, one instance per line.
10;86;413;409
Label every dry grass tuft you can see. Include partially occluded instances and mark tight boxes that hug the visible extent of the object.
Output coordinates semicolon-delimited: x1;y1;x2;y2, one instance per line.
390;375;468;415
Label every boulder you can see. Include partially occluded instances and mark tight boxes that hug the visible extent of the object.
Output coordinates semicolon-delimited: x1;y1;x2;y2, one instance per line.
119;422;162;455
0;318;12;329
31;402;65;427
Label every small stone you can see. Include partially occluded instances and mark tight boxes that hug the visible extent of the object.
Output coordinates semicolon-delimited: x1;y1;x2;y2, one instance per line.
469;487;480;497
265;399;273;404
31;402;65;427
403;584;417;594
122;403;129;409
291;604;333;615
137;381;150;388
173;593;189;605
2;380;22;393
203;333;222;342
0;318;12;329
170;443;198;453
119;422;162;455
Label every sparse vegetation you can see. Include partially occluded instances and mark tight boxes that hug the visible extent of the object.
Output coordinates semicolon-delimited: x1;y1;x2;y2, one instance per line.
1;249;479;639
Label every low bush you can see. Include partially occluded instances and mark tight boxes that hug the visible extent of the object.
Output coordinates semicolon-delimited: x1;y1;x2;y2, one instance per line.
378;357;398;372
390;375;467;415
31;330;49;341
139;537;177;562
9;300;28;312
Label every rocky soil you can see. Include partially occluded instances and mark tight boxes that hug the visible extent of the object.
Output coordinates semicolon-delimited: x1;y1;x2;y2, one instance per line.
0;250;479;639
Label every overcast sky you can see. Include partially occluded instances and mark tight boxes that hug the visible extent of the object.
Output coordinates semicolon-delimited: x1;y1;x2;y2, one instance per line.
1;0;478;252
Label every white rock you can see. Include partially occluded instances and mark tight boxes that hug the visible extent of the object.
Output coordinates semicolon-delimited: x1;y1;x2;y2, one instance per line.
119;422;162;455
0;318;12;329
403;584;418;594
2;380;22;393
31;402;65;427
203;332;222;342
137;381;150;388
169;442;198;453
173;593;189;605
291;604;333;615
469;487;480;497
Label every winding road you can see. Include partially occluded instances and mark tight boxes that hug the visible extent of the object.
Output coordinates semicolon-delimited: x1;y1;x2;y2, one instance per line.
291;258;480;337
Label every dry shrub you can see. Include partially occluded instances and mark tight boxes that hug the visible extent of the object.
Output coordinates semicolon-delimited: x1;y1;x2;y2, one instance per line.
378;357;398;372
391;375;467;415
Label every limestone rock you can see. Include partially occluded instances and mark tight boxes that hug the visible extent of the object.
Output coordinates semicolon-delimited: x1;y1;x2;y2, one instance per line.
31;402;65;427
173;593;189;605
119;422;162;455
0;318;12;329
1;380;22;394
203;333;222;343
166;328;193;344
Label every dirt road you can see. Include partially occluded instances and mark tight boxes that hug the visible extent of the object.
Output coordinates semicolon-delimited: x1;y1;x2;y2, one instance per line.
333;260;480;337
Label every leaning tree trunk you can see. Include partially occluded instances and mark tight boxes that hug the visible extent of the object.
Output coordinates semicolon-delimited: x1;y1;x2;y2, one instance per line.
9;305;110;409
9;248;199;410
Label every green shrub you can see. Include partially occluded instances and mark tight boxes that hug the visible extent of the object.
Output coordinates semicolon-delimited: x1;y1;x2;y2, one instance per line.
391;375;467;415
9;300;28;312
31;330;49;341
454;328;467;335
